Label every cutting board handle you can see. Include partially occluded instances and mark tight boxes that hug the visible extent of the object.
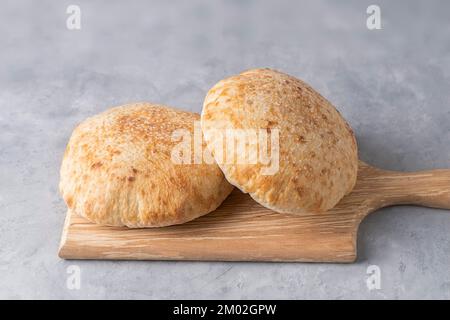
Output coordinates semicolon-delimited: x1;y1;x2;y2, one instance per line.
368;166;450;210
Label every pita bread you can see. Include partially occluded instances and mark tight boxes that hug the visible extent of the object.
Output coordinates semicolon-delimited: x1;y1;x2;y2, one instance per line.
60;102;233;227
201;69;358;214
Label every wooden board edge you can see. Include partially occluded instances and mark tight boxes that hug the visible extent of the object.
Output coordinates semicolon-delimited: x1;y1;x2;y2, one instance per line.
58;211;359;263
58;210;72;259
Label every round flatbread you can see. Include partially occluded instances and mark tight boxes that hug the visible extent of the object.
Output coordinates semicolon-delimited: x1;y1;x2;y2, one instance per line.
201;69;358;214
60;102;233;227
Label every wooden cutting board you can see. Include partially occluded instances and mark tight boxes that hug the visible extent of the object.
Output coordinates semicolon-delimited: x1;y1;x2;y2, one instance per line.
58;161;450;262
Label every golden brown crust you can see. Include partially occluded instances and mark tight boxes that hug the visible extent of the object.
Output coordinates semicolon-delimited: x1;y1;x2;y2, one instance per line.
201;69;358;214
60;102;233;227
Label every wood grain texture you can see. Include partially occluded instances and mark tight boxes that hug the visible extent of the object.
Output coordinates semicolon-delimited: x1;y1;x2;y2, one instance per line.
59;161;450;262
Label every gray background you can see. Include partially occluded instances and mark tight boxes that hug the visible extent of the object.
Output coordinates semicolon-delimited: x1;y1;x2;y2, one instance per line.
1;0;449;299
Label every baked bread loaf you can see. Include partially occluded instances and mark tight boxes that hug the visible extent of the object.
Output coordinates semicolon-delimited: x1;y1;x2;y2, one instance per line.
60;103;233;227
201;69;358;214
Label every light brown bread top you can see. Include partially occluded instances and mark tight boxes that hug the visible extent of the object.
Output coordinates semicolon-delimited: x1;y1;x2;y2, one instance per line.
60;103;233;227
201;69;358;214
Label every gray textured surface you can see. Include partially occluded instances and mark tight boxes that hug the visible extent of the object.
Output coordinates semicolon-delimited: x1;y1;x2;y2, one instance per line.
1;0;450;299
